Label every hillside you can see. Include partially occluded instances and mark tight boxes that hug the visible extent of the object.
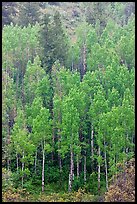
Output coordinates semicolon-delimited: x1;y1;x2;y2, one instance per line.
2;2;135;202
3;2;135;41
40;2;85;40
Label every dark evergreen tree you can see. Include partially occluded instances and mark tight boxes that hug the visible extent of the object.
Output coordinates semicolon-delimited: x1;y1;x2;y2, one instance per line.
2;3;135;201
39;11;69;74
52;11;69;67
39;13;54;73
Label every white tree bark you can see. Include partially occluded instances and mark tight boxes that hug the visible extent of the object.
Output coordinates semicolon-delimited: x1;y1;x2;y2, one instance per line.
35;150;37;174
22;151;24;188
58;128;62;172
59;156;62;173
16;152;18;173
42;140;45;192
84;152;86;183
83;43;87;73
7;123;11;171
104;140;108;191
52;127;55;162
126;133;129;154
68;146;74;192
98;146;101;194
7;158;10;171
77;154;79;179
91;125;94;171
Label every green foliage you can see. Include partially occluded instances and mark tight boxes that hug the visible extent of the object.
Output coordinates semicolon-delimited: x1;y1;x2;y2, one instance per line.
39;11;69;73
24;56;46;104
2;3;135;200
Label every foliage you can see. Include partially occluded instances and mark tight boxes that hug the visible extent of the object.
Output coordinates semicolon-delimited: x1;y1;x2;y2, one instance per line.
2;2;135;200
104;158;135;202
2;187;31;202
2;168;14;191
17;2;40;27
39;11;69;73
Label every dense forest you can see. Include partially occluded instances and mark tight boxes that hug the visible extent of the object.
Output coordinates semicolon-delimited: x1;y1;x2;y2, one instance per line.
2;2;135;202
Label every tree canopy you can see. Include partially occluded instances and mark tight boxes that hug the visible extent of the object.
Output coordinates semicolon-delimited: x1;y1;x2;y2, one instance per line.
2;2;135;202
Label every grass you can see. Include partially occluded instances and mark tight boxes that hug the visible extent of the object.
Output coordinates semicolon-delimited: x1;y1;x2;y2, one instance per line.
3;182;99;202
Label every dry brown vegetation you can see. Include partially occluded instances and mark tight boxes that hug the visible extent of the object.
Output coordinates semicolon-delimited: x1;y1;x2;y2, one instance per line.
104;158;135;202
2;187;95;202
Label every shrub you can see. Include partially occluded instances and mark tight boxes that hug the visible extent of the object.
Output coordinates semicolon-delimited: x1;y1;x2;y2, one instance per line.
104;158;135;202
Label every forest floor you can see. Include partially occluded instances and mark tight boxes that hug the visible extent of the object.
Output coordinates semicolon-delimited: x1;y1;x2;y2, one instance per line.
3;158;135;202
2;189;102;202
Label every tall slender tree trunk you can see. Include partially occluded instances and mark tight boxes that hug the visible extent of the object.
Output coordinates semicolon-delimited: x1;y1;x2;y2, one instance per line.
59;155;62;173
80;43;87;81
126;132;128;152
132;133;134;147
77;154;79;179
7;123;11;171
84;151;86;183
16;152;19;173
68;146;74;192
22;151;24;188
42;140;45;192
7;159;10;171
16;67;19;101
21;77;25;109
50;75;54;163
91;124;94;171
71;47;74;72
83;43;87;75
104;140;108;191
35;150;37;174
51;126;54;162
58;128;62;172
98;146;101;195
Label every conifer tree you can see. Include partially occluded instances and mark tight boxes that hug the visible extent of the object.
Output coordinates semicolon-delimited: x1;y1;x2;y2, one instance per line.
39;11;69;73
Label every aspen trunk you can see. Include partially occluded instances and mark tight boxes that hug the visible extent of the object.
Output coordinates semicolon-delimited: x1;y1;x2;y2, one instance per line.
83;43;87;74
132;133;134;147
59;156;62;173
126;133;129;154
16;67;19;103
91;125;94;171
124;133;128;165
22;151;24;188
104;140;108;191
84;151;86;183
21;77;25;109
7;122;11;171
7;159;10;171
35;150;37;174
58;129;62;172
42;141;45;192
71;48;74;72
51;127;54;162
98;146;101;194
16;152;18;173
68;146;74;192
58;153;62;173
77;155;79;179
